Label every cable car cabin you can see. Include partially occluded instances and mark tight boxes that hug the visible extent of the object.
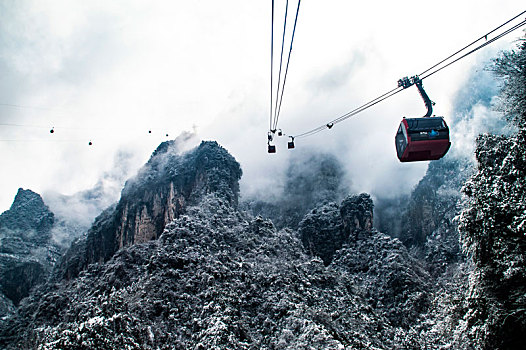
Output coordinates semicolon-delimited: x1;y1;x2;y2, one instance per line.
395;117;450;162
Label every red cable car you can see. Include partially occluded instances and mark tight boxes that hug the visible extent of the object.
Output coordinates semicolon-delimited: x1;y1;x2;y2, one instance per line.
395;76;451;162
395;117;450;162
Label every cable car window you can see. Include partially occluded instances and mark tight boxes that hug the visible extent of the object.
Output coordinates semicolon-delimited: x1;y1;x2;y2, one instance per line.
406;118;445;131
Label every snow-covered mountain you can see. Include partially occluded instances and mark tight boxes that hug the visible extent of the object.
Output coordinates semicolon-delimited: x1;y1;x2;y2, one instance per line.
0;39;524;350
0;189;60;317
0;128;524;348
0;141;436;348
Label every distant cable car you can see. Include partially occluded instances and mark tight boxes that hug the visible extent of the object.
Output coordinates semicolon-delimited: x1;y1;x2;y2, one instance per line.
395;76;450;162
288;137;295;149
267;131;276;153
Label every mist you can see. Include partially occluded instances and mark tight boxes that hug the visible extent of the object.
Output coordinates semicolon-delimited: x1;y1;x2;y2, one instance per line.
43;130;199;247
0;0;522;213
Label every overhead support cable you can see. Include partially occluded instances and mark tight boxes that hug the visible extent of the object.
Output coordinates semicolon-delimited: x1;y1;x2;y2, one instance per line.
294;86;404;139
273;0;302;131
420;19;526;80
270;0;275;131
288;10;526;141
418;10;526;77
272;0;289;132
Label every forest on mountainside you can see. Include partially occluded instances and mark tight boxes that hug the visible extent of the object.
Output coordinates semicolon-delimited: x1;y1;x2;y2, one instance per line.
457;37;526;349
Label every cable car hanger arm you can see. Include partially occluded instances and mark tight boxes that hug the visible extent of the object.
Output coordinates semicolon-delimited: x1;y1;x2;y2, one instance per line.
398;76;434;118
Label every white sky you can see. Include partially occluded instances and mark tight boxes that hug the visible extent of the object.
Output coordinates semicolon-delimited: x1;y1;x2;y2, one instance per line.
0;0;524;212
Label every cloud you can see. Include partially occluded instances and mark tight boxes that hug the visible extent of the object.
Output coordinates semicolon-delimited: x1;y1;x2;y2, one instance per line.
0;0;522;213
42;148;140;236
447;60;511;160
41;130;198;248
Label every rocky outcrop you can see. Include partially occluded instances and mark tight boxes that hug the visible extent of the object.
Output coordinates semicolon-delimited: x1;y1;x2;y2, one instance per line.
299;193;431;328
457;131;526;349
0;195;397;349
298;202;344;265
389;158;472;251
0;189;54;244
340;193;374;239
298;193;374;265
58;140;242;279
0;189;60;314
332;232;431;329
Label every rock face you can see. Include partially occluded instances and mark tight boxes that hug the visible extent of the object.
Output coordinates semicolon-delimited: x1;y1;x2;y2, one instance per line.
0;195;398;349
58;140;242;279
0;189;54;244
298;202;344;265
374;156;471;285
0;189;60;314
458;131;526;349
299;193;431;328
298;193;374;266
340;193;374;239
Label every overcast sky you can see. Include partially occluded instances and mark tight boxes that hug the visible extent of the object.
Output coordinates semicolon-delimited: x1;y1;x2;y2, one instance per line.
0;0;524;212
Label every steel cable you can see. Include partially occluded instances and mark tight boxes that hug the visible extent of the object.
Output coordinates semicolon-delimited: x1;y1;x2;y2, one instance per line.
273;0;302;131
289;11;526;140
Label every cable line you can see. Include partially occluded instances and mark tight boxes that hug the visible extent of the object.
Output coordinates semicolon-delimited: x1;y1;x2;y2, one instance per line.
268;0;302;143
272;0;289;130
273;0;301;131
288;10;526;141
0;103;69;111
295;86;403;139
270;0;275;131
418;10;526;77
0;122;171;132
420;19;526;81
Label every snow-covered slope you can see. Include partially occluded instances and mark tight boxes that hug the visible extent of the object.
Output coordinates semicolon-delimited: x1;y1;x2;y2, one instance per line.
1;141;438;349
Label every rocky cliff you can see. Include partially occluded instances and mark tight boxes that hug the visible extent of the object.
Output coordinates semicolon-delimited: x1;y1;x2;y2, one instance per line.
0;141;439;349
456;130;526;349
56;140;242;280
0;189;54;244
0;189;60;316
299;193;432;329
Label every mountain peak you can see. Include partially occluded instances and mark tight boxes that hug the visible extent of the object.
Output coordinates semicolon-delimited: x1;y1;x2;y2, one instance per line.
60;140;242;279
0;188;54;243
122;140;242;205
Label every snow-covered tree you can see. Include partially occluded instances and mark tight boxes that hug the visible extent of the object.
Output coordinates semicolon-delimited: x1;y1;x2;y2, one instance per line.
459;37;526;349
493;38;526;127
